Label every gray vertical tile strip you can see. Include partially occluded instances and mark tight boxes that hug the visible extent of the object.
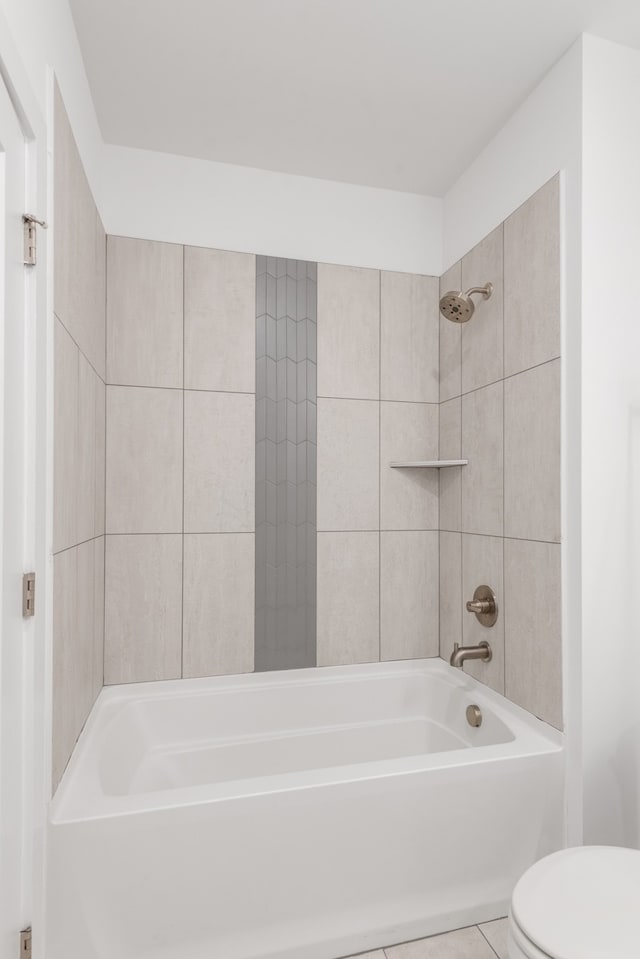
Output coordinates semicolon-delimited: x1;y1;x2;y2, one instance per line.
255;257;317;670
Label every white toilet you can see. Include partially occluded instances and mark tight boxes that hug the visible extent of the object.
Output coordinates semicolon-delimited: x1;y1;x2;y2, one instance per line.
508;845;640;958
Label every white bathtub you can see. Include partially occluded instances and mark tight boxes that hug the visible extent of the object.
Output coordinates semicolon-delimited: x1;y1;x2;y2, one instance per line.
46;659;564;959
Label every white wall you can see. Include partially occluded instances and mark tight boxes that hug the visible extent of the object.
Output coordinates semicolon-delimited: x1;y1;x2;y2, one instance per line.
0;0;442;276
0;0;103;195
0;0;442;275
101;145;442;274
581;33;640;847
443;40;582;270
444;38;584;846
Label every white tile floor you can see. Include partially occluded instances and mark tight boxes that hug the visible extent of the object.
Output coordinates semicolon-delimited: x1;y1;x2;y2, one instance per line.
344;917;509;959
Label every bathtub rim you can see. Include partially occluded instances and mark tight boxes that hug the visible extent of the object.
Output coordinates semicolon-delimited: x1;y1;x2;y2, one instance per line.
50;658;563;825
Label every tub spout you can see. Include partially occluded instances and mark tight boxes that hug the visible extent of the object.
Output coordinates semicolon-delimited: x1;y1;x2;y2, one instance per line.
449;641;492;669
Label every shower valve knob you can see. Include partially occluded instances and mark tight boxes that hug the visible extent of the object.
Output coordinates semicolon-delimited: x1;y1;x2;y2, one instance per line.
465;585;498;627
466;599;493;614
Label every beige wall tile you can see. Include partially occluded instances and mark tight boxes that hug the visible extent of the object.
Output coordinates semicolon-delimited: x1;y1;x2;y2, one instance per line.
504;175;560;377
380;402;438;530
53;319;79;553
183;534;255;677
52;539;103;790
505;538;562;728
317;263;379;399
184;247;256;392
381;271;439;403
106;386;183;533
461;381;503;537
381;531;438;660
461;224;503;393
317;398;379;531
462;534;504;693
104;534;182;684
439;531;462;660
54;85;105;379
439;397;462;532
184;390;255;532
317;532;379;665
439;261;461;401
107;236;183;388
505;359;561;543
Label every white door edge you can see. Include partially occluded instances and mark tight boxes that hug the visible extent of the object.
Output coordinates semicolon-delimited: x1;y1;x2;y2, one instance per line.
0;19;51;959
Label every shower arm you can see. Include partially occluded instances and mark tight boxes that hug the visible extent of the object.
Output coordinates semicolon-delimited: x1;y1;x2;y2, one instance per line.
465;283;493;300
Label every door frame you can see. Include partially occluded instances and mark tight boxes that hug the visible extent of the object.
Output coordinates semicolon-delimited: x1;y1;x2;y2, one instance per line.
0;12;52;958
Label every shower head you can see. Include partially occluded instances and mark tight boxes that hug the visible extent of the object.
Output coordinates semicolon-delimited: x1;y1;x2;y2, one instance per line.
439;283;493;323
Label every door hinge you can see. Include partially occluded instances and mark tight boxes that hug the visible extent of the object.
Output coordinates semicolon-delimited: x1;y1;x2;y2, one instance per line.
22;214;48;266
22;572;35;618
19;928;32;959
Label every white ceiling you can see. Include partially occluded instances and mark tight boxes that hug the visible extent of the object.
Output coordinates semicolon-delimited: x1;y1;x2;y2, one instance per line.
69;0;640;196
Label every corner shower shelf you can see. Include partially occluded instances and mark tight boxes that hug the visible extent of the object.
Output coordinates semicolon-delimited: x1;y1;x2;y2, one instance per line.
389;459;468;468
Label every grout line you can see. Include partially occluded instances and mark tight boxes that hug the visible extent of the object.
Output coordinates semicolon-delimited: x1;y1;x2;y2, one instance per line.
478;923;503;959
378;269;381;664
433;353;561;406
318;394;438;406
342;919;504;957
458;258;463;404
437;272;441;660
318;529;438;534
438;528;560;546
104;382;256;396
254;259;260;670
501;222;506;698
53;532;104;557
311;263;319;667
181;244;185;679
458;259;464;656
104;530;255;537
102;235;108;687
54;311;106;385
458;276;464;653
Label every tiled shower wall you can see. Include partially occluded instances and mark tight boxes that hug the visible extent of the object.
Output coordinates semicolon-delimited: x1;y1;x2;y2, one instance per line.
52;132;562;798
104;241;256;683
52;101;562;782
52;87;106;789
316;266;440;664
101;247;441;683
438;175;562;729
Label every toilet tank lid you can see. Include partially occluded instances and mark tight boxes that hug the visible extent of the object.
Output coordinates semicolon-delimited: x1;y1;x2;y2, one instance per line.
511;846;640;959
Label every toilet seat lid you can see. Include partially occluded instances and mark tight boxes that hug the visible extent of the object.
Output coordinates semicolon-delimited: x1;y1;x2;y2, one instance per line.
511;846;640;959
